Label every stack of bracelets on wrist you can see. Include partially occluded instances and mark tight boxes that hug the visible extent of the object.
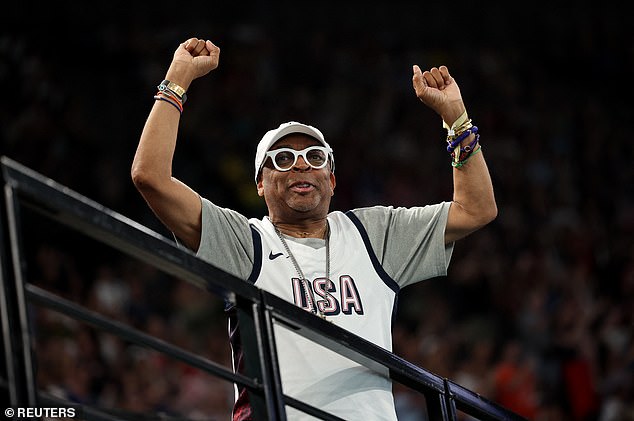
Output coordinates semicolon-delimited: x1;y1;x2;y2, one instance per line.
154;80;187;114
444;112;482;168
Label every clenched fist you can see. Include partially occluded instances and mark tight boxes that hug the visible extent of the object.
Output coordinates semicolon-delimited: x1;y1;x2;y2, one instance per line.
166;38;220;90
412;65;467;127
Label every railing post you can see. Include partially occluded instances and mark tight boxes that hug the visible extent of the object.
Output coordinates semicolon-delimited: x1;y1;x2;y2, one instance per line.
0;181;37;407
0;179;16;405
254;298;287;420
426;392;452;421
443;378;458;420
234;295;284;421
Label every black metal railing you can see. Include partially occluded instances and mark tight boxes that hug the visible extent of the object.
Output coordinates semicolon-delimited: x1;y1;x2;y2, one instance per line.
0;156;526;420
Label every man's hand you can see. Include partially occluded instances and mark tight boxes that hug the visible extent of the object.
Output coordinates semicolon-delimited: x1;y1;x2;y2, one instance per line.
412;65;466;127
166;38;220;90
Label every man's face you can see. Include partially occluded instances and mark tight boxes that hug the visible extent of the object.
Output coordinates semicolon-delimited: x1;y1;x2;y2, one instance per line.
257;134;336;221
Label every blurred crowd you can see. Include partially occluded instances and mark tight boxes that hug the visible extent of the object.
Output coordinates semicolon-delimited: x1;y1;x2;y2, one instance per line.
2;2;633;420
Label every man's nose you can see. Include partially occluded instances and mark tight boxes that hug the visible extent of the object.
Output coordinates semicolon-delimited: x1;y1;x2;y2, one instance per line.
293;155;310;170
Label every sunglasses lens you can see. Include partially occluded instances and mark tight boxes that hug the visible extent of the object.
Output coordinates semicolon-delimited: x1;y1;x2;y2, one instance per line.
273;150;296;169
306;148;327;167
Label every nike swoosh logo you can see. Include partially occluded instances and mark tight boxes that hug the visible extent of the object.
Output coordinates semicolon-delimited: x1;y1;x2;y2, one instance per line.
269;251;284;260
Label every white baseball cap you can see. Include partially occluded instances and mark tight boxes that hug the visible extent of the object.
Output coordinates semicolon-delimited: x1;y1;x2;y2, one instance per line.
254;121;335;182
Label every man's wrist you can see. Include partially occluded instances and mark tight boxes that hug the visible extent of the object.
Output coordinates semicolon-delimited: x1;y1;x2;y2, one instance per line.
165;62;194;91
443;110;469;133
441;101;468;128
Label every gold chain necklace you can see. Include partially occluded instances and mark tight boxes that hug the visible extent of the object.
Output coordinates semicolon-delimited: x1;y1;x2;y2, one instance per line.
273;222;330;319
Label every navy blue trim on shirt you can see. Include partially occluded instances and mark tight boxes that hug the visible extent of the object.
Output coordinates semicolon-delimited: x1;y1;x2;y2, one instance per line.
345;210;401;323
247;225;262;284
223;226;261;312
344;211;400;294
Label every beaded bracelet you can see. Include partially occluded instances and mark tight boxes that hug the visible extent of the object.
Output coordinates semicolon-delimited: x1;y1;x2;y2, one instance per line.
447;126;479;153
450;133;480;161
443;112;481;167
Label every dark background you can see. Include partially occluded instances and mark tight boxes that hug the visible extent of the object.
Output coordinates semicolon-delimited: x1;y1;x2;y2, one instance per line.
2;2;633;420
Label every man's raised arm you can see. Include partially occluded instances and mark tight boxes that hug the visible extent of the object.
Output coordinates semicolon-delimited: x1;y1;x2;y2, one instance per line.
412;65;497;244
131;38;220;251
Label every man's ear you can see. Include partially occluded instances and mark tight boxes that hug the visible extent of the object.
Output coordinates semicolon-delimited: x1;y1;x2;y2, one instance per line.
330;172;336;196
257;176;265;197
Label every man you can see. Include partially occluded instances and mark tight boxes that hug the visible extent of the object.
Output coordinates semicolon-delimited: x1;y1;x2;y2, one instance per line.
132;37;497;420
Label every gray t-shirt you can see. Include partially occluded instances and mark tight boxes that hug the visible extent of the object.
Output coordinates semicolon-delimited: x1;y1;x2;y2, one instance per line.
195;198;454;288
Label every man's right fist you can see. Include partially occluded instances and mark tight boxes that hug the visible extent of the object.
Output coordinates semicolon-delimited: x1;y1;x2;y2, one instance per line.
168;38;220;88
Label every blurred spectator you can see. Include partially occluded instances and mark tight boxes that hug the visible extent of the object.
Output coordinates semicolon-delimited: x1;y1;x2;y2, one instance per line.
493;340;539;419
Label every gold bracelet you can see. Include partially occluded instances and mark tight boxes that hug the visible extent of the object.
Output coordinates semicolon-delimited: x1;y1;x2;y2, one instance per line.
443;110;470;136
158;80;187;104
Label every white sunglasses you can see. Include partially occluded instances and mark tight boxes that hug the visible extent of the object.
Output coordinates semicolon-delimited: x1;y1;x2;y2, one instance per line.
264;146;333;172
